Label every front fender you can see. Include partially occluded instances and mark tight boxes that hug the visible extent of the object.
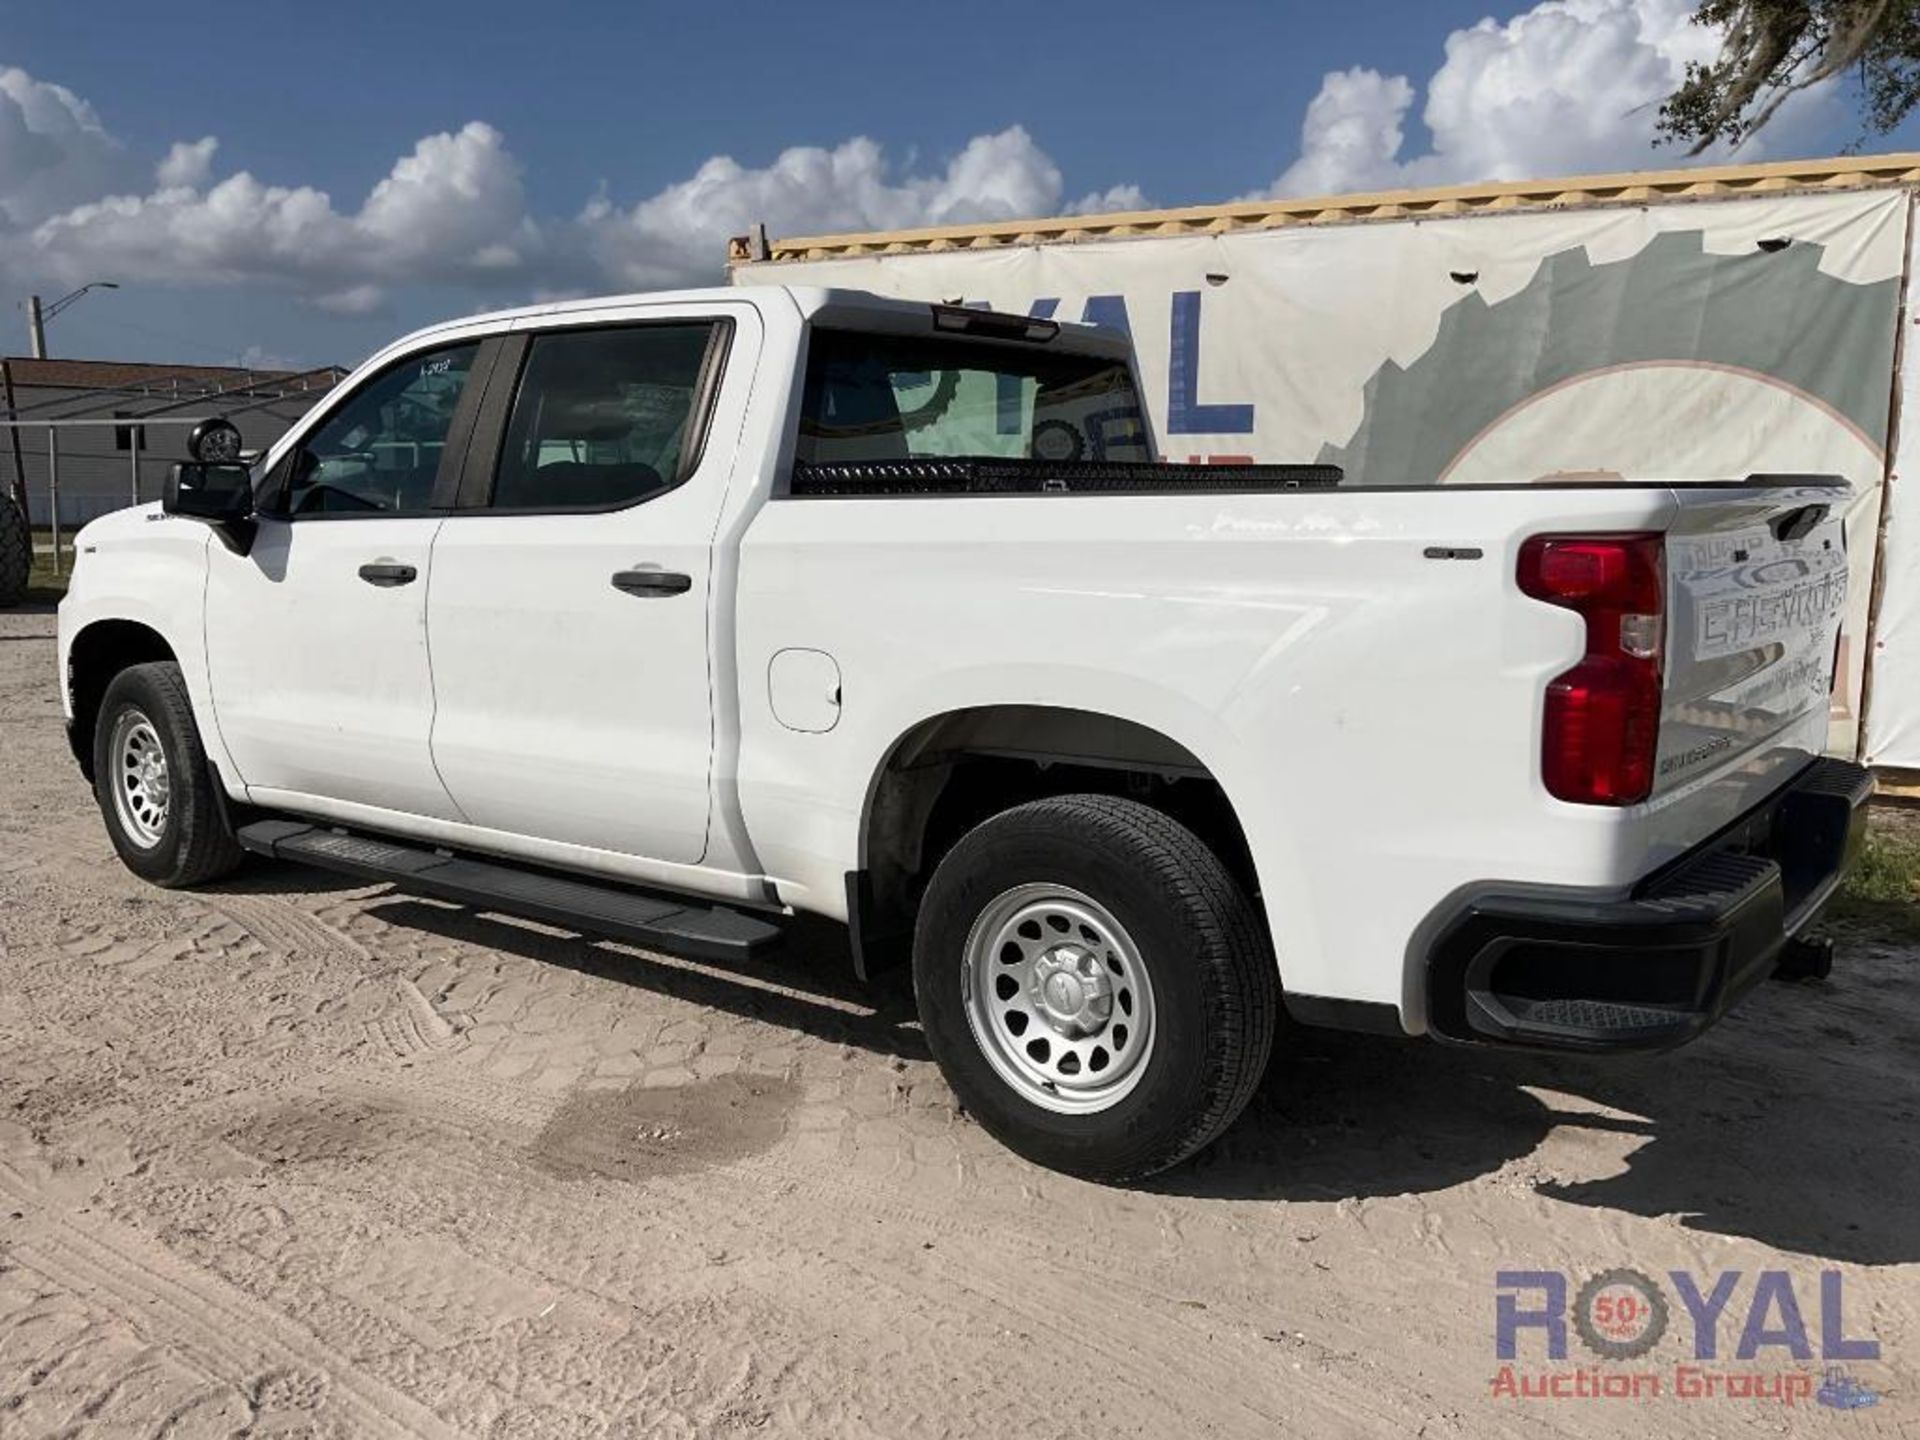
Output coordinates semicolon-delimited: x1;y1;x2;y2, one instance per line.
58;510;233;788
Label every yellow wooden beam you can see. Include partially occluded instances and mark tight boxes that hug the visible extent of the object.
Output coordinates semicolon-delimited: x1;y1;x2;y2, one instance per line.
1873;767;1920;803
734;152;1920;266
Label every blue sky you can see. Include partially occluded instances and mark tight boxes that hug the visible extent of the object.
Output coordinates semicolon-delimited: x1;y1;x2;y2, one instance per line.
4;0;1917;371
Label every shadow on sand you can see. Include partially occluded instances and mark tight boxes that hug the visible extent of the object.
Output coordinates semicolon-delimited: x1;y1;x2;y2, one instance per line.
229;860;1920;1266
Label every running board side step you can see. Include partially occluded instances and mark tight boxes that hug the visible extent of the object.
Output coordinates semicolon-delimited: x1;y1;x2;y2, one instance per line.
235;820;783;963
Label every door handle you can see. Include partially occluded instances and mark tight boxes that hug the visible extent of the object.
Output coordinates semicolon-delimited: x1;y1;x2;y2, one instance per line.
611;569;693;597
358;561;418;587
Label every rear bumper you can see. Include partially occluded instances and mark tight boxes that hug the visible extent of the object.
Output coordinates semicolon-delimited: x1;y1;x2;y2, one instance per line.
1424;756;1872;1052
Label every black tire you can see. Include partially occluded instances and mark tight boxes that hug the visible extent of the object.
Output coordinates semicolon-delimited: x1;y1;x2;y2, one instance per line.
92;661;245;887
0;492;28;608
913;794;1277;1182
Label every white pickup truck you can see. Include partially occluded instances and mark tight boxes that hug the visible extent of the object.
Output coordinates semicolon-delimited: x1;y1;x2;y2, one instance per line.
58;286;1868;1179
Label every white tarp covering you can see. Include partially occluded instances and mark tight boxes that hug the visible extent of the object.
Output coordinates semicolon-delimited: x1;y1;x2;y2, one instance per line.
1866;210;1920;769
740;190;1912;761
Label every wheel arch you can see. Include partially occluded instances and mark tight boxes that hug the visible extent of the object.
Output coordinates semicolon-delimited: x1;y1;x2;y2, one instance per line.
66;619;179;780
847;702;1262;977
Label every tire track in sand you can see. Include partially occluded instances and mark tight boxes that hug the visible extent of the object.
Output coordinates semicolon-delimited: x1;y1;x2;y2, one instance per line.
290;1066;1468;1439
199;891;373;963
0;1156;463;1439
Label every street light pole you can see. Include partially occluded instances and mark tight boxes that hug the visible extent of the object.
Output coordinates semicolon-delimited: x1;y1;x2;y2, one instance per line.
26;282;118;359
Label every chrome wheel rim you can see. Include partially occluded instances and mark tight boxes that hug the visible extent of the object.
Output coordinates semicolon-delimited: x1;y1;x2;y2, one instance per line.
960;883;1156;1114
110;709;170;849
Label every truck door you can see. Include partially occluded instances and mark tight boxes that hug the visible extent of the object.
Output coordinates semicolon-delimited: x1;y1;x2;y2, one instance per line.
203;337;497;821
424;306;746;865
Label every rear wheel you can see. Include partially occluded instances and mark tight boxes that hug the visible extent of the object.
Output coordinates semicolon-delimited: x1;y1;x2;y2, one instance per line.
913;794;1277;1181
92;661;245;887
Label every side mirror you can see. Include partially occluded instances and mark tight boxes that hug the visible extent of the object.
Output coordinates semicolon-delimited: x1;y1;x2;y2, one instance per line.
165;461;256;553
165;461;253;521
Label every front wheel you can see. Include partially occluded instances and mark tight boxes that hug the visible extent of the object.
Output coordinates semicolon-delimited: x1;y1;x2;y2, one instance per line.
92;661;245;887
913;794;1277;1181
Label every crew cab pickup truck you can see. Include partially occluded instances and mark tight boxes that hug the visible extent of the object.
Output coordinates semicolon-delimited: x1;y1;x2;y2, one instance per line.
58;286;1869;1180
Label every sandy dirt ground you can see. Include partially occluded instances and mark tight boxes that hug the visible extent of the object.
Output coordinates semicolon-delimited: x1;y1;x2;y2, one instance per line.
1;605;1917;1439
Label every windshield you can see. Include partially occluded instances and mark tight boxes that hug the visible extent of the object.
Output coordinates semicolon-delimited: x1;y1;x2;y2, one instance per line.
795;329;1151;466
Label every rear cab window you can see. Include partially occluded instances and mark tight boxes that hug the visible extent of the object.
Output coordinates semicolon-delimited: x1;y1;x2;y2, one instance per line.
794;329;1151;472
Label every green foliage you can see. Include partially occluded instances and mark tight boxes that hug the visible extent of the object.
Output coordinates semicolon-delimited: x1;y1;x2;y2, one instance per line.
1831;822;1920;939
1659;1;1920;152
27;552;66;603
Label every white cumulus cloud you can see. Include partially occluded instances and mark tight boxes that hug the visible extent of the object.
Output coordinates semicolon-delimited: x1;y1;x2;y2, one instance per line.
0;61;1131;311
577;127;1079;289
26;121;534;313
1261;0;1835;198
1067;182;1150;215
1275;67;1418;198
155;136;217;191
0;65;133;227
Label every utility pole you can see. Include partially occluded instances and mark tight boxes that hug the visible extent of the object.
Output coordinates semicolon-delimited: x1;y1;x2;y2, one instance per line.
26;282;116;359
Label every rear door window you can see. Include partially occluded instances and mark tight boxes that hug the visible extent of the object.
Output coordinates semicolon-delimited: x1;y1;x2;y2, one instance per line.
491;323;722;511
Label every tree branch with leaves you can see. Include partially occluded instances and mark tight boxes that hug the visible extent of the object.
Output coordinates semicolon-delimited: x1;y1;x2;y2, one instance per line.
1659;0;1920;152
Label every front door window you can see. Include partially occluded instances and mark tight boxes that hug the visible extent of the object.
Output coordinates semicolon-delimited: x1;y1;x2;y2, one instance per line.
273;342;480;516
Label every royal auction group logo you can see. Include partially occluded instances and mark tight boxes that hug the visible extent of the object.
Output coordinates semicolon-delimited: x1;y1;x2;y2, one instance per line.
1492;1268;1882;1410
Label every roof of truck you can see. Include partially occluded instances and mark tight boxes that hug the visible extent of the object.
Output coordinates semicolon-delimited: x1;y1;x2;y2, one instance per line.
383;285;1128;362
445;284;987;323
728;151;1920;265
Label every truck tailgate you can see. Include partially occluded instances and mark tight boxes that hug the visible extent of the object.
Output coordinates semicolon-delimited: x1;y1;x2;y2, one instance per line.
1659;481;1849;796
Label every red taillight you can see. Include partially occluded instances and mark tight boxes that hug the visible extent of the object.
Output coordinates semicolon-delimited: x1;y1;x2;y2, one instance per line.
1518;534;1665;806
